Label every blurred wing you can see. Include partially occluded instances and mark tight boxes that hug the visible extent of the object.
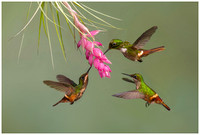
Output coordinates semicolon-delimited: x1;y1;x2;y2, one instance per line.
112;90;145;99
133;26;158;49
56;75;77;87
43;80;74;95
122;78;135;84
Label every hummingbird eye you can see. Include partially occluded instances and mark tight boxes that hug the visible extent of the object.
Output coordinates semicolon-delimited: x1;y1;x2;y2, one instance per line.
112;42;116;46
133;75;137;79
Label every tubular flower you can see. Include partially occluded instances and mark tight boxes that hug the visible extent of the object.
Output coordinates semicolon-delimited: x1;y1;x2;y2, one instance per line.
77;31;112;78
64;3;112;78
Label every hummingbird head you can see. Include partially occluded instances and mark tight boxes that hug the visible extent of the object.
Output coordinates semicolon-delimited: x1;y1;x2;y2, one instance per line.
122;73;144;82
104;39;123;54
79;67;91;85
109;39;123;49
79;72;89;85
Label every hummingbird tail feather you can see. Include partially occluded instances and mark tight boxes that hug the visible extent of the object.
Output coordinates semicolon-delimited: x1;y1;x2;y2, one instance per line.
143;46;165;56
52;101;62;107
52;97;68;107
161;102;171;111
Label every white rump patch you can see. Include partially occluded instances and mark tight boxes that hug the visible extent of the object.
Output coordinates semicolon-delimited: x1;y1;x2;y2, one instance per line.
138;51;143;57
120;48;127;53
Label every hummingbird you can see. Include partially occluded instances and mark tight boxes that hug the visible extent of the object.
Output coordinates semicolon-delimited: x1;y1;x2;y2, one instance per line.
104;26;165;62
43;67;91;106
112;73;170;111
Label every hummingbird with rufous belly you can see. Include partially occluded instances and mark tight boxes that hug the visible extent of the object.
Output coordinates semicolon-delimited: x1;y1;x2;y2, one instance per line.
112;73;170;111
104;26;165;62
43;67;92;106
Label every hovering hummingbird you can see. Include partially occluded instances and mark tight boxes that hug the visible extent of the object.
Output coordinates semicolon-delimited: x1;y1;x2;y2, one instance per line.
104;26;165;62
112;73;170;111
43;67;91;106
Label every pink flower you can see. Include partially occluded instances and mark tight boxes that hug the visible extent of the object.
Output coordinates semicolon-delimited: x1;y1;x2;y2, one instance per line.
85;41;94;52
93;58;100;69
85;50;90;60
88;54;93;66
101;55;112;64
86;30;101;37
74;16;90;34
93;41;102;46
77;32;112;78
93;48;103;59
64;2;112;78
63;2;77;16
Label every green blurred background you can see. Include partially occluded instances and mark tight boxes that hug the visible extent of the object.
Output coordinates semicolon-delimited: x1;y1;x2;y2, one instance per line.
2;2;198;133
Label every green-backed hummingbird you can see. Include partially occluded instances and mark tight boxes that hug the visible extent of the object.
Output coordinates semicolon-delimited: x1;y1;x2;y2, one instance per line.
104;26;165;62
112;73;170;111
43;67;91;106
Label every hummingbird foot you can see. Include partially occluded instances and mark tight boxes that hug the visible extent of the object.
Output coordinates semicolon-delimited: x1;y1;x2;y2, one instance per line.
138;59;143;62
145;102;150;107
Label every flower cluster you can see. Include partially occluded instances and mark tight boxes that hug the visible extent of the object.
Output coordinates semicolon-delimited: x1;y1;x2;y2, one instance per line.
78;31;112;78
64;2;112;78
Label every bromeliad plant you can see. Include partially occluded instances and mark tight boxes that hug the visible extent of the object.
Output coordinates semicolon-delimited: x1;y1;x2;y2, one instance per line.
13;2;120;78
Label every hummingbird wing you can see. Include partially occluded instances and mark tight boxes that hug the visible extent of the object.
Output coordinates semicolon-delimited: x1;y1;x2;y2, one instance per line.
122;78;135;84
132;26;158;49
43;80;74;95
112;90;145;99
56;75;77;87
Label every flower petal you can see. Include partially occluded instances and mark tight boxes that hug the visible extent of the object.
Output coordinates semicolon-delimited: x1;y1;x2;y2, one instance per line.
93;41;102;46
98;71;103;78
104;65;112;72
101;55;112;64
85;41;94;52
77;40;81;48
86;30;101;37
101;71;106;78
85;50;90;60
93;48;103;59
105;71;110;78
98;62;104;71
93;58;100;69
88;54;93;66
74;16;90;34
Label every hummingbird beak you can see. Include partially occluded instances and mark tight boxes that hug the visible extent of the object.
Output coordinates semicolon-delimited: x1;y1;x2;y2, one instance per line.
86;66;92;74
104;48;110;54
122;73;132;77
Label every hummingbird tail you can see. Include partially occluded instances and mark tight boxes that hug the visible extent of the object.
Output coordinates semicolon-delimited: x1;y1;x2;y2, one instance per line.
52;97;68;107
161;102;171;111
142;46;165;56
52;101;61;107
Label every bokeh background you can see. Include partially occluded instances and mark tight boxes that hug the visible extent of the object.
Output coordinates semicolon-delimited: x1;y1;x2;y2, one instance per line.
2;2;198;133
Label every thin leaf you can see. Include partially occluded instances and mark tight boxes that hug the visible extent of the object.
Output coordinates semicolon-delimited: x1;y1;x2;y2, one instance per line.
45;3;54;69
52;2;75;41
55;2;88;40
71;2;99;30
73;2;120;30
38;2;45;54
10;2;41;41
37;2;66;31
18;34;24;64
56;8;64;46
18;2;32;63
80;3;121;21
38;9;42;52
26;2;32;20
41;7;48;37
61;2;119;30
50;3;67;62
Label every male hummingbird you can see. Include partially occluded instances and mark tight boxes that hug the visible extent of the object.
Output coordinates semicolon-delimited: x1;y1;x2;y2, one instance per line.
104;26;165;62
43;67;91;106
112;73;170;111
